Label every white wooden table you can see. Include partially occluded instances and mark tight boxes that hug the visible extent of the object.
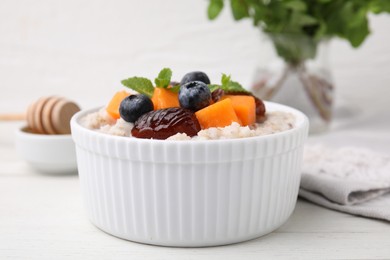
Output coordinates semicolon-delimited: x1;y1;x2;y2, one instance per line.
1;102;390;260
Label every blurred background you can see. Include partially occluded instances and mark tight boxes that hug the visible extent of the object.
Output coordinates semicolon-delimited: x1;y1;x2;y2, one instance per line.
0;0;389;116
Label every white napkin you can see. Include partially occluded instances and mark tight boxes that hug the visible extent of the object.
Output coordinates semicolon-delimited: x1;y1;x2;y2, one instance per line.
299;145;390;222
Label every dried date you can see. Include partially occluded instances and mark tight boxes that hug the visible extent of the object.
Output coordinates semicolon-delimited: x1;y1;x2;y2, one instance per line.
211;88;225;103
131;107;201;139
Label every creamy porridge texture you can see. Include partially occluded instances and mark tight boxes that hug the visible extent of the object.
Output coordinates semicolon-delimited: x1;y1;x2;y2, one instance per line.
82;109;295;140
81;68;296;140
168;111;294;140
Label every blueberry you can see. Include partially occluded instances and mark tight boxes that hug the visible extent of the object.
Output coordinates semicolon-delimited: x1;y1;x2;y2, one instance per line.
119;94;154;123
180;71;210;85
179;81;211;111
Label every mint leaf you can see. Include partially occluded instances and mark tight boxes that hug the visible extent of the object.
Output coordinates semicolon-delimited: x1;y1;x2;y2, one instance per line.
219;74;250;94
169;85;181;93
121;77;154;97
208;0;224;20
154;68;172;88
208;74;251;95
230;80;249;92
208;84;221;92
221;73;231;87
224;80;250;94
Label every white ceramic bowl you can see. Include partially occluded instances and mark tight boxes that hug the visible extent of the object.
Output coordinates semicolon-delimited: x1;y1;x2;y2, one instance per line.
15;127;78;174
71;102;308;247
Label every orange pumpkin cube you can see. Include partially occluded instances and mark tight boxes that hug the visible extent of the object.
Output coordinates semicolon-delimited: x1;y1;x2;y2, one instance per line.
106;90;130;119
221;95;256;126
151;88;179;110
195;98;241;129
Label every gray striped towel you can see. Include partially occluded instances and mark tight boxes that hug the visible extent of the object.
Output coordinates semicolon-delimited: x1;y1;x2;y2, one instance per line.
299;145;390;222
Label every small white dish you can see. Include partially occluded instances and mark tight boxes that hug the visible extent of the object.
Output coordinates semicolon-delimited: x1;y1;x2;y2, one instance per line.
15;127;77;174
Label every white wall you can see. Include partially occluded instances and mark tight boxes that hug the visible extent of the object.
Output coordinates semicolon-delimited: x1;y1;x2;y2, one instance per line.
0;0;389;114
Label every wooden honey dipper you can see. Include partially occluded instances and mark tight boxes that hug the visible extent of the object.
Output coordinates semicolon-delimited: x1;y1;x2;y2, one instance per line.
0;96;80;135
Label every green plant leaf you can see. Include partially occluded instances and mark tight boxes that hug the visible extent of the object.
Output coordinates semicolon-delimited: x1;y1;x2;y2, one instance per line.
154;68;172;88
230;0;249;20
121;77;154;97
370;0;390;13
208;0;224;20
285;0;307;11
207;0;390;62
344;16;370;48
314;21;327;41
298;14;318;26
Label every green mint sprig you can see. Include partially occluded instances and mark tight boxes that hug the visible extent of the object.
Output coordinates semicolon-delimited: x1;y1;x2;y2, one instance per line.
154;68;172;88
155;68;180;93
122;68;181;97
168;84;180;93
121;77;154;98
122;69;250;97
208;84;220;92
208;73;250;94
